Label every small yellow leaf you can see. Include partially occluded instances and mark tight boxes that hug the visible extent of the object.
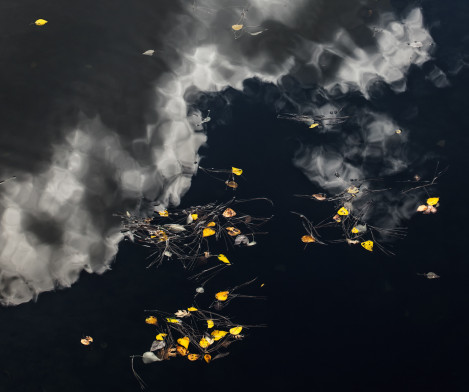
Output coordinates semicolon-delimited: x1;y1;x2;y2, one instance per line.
204;354;212;363
187;307;198;312
203;228;216;237
191;213;198;220
337;207;349;216
145;316;157;325
229;326;243;335
232;167;243;176
346;186;359;194
158;210;169;217
207;319;214;329
215;291;229;301
156;333;167;341
188;353;200;361
211;330;228;341
34;19;48;26
309;123;319;129
166;318;181;324
426;197;439;206
217;254;230;264
232;25;243;31
301;235;315;243
176;346;187;356
207;221;216;227
199;337;210;348
177;337;190;349
351;227;359;234
261;283;265;287
361;240;373;252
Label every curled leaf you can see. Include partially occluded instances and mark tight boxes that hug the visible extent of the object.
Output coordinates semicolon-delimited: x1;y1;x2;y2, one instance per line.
204;354;212;363
312;194;327;201
176;346;187;356
222;208;236;218
225;227;241;236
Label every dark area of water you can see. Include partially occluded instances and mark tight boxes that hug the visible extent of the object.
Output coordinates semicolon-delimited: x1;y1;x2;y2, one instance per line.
1;1;469;391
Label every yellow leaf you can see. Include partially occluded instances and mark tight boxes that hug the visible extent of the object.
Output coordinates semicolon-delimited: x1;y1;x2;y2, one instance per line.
225;226;241;236
166;318;181;324
34;19;48;26
187;307;198;312
191;213;198;220
158;210;169;217
211;330;228;341
188;354;200;361
207;319;214;329
203;228;216;237
351;227;359;234
337;207;349;216
177;337;189;349
232;25;243;31
229;326;243;335
361;241;373;252
199;337;210;348
215;291;229;301
301;235;315;243
207;221;216;227
232;167;243;175
426;197;439;206
156;333;167;341
204;354;212;363
217;254;230;264
309;123;319;129
145;316;157;325
332;214;341;222
261;283;265;287
176;346;187;356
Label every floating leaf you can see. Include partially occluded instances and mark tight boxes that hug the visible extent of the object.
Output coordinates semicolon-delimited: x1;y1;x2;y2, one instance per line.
426;197;439;206
156;333;167;341
337;207;349;216
211;330;228;341
34;19;48;26
203;228;216;237
204;354;212;363
351;227;360;234
301;235;315;243
188;354;200;361
177;337;189;349
309;123;319;129
207;221;216;227
217;254;231;264
226;180;238;189
312;194;327;201
207;319;214;329
158;210;169;217
176;346;187;356
142;50;155;56
231;24;243;31
166;318;181;324
215;291;229;301
229;326;243;335
332;214;341;223
222;208;236;218
145;316;157;325
346;186;359;194
187;307;198;312
361;241;373;252
225;227;241;236
395;129;402;134
199;337;211;348
191;213;198;221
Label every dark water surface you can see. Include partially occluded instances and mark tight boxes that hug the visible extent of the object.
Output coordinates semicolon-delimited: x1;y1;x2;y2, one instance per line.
1;1;469;391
